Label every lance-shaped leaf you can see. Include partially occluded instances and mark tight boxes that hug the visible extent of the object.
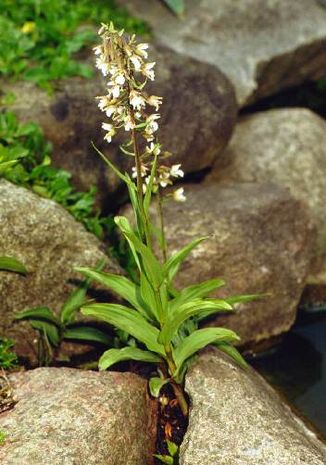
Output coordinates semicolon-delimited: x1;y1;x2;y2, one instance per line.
0;256;27;274
215;342;248;369
173;328;240;379
30;321;60;347
224;294;265;305
140;272;160;321
60;286;88;325
159;298;233;345
169;278;225;312
75;268;150;319
163;237;208;283
149;376;170;398
81;303;165;355
163;0;185;16
63;326;113;345
15;306;60;326
99;346;161;370
115;216;164;287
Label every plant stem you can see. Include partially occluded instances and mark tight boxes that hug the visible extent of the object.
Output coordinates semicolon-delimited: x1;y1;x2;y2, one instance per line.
165;344;189;417
157;189;167;262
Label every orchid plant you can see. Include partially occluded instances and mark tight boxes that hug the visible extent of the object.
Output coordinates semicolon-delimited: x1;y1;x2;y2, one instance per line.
76;23;256;416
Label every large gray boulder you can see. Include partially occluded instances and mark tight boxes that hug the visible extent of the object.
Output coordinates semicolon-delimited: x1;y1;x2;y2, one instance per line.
0;180;119;360
180;348;326;465
118;0;326;106
154;182;315;346
208;108;326;282
1;44;237;207
0;368;155;465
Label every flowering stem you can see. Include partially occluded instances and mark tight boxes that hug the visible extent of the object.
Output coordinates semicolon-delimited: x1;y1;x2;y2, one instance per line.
131;125;152;248
158;189;167;262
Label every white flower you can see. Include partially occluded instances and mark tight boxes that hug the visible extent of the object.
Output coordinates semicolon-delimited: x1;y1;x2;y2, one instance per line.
93;45;102;55
146;142;161;156
145;113;160;134
114;73;125;85
170;164;184;178
147;95;162;111
143;62;155;81
97;95;110;111
130;55;142;71
132;164;148;178
96;57;110;76
108;83;121;99
159;173;170;187
136;43;149;58
173;187;186;202
102;123;116;143
105;105;118;117
124;114;135;131
130;91;146;110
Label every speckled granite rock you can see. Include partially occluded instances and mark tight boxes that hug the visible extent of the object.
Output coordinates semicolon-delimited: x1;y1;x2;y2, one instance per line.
118;0;326;106
0;368;155;465
180;348;326;465
1;43;236;207
152;182;315;346
0;180;119;360
208;108;326;283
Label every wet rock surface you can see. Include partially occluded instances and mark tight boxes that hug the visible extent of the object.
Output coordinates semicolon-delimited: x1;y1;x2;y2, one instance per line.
208;108;326;281
155;182;315;345
1;44;237;208
0;180;119;359
119;0;326;106
0;368;154;465
180;348;326;465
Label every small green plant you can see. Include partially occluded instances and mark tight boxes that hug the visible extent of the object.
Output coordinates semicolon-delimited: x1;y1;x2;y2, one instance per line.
0;339;18;370
155;440;179;464
75;23;257;416
162;0;185;16
15;268;112;366
0;429;6;446
0;110;110;238
0;0;149;89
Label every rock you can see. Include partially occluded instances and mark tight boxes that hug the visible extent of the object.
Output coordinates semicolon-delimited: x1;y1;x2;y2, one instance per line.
154;182;315;346
0;368;155;465
0;180;119;360
208;108;326;282
180;348;326;465
1;44;237;207
118;0;326;106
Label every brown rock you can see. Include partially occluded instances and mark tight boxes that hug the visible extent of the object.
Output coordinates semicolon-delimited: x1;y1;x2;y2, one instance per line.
155;182;315;345
0;368;155;465
208;108;326;283
118;0;326;106
1;44;237;208
180;348;326;465
0;180;120;360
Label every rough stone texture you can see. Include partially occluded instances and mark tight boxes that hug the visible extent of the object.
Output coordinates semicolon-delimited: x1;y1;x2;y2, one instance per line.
1;44;237;207
0;368;155;465
0;180;119;359
119;0;326;106
208;108;326;282
155;183;315;345
180;348;326;465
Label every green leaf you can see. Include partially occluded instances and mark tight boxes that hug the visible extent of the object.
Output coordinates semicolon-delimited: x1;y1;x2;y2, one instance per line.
99;346;161;370
173;328;240;379
60;286;88;325
143;153;158;213
0;256;27;274
149;376;169;397
167;440;178;457
81;303;165;355
75;268;150;319
215;342;248;369
140;272;160;321
30;321;60;347
115;216;164;288
15;306;60;325
159;298;233;345
169;278;225;311
92;142;131;184
164;237;208;283
63;325;112;345
163;0;185;16
153;454;174;465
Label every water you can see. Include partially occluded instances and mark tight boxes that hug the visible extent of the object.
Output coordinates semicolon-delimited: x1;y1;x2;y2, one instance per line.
251;313;326;437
